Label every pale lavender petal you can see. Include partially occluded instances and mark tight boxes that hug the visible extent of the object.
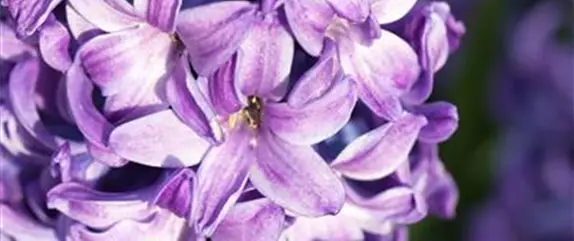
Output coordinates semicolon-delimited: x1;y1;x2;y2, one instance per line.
0;204;58;241
195;126;254;236
2;0;63;36
282;215;364;241
236;16;294;98
413;101;458;143
284;0;334;56
326;0;370;23
347;185;422;222
212;199;285;241
51;143;108;185
67;0;140;32
134;0;181;32
38;16;72;72
206;57;242;116
250;129;345;217
371;0;417;24
331;113;427;180
265;76;357;145
86;142;128;167
65;4;102;44
0;22;35;60
176;1;257;76
109;109;211;167
425;156;458;218
47;182;155;229
166;55;215;142
338;29;420;120
152;169;195;218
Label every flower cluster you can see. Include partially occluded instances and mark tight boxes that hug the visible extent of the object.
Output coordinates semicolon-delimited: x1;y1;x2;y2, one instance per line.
0;0;464;240
470;1;573;240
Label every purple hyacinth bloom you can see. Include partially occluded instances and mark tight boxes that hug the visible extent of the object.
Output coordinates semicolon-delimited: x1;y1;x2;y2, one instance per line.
1;0;63;37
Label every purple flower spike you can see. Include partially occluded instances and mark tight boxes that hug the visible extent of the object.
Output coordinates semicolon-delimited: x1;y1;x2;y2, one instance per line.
1;0;63;37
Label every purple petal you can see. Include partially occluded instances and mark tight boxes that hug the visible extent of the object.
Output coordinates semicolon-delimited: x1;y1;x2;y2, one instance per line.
211;199;285;241
134;0;181;33
47;182;155;229
65;4;102;44
413;101;458;143
0;204;59;241
152;169;195;219
326;0;370;23
250;129;345;217
67;0;140;32
265;75;357;145
38;16;72;72
166;55;216;142
109;109;211;167
195;126;255;236
2;0;63;36
284;0;334;56
236;16;294;99
86;142;128;167
347;185;422;222
371;0;417;24
283;215;364;241
331;112;427;180
176;1;257;76
206;57;243;116
0;22;35;60
338;29;420;120
51;143;109;185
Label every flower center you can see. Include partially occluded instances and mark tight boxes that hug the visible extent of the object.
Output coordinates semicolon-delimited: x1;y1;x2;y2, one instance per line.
241;96;263;129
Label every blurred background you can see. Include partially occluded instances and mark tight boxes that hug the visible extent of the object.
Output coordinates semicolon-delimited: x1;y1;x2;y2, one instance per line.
409;0;573;240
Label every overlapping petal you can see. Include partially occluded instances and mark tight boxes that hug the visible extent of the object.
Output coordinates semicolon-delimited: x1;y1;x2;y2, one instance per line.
0;22;35;60
371;0;417;24
282;215;365;241
67;0;140;32
0;204;58;241
109;109;211;167
1;0;63;36
249;129;345;217
134;0;182;33
65;5;102;44
331;113;428;180
206;57;242;116
152;169;196;218
413;101;459;143
326;0;370;23
284;0;334;56
38;16;72;72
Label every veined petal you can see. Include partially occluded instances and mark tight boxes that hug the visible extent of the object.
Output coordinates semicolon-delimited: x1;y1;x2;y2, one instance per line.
47;182;156;229
38;16;72;72
284;0;334;56
0;22;35;60
265;76;357;146
176;1;257;76
195;126;254;236
67;0;141;32
211;199;285;241
2;0;62;36
79;25;174;97
339;29;420;120
65;4;102;44
207;57;242;116
236;16;294;99
331;113;427;180
0;204;58;241
134;0;182;33
109;110;211;167
348;185;418;220
282;215;364;241
250;129;345;217
413;101;458;143
371;0;417;24
152;169;195;219
326;0;370;23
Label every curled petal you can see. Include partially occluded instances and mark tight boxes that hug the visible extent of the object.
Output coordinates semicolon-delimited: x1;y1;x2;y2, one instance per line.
212;199;285;241
109;110;211;167
331;113;427;180
38;16;72;72
207;57;242;116
371;0;417;24
195;127;254;236
266;76;357;146
347;185;421;222
65;4;102;44
326;0;370;23
47;182;155;229
414;101;459;143
2;0;63;36
284;0;334;56
134;0;182;33
152;169;196;219
67;0;140;32
0;22;35;60
176;1;257;76
250;129;345;217
236;17;294;99
51;143;109;185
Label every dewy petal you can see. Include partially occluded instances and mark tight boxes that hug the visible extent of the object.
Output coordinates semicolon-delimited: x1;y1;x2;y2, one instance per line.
0;204;59;241
38;16;72;72
151;169;196;219
67;0;141;32
282;215;364;241
331;112;427;180
79;25;173;97
166;55;216;142
109;109;211;167
413;101;459;143
9;57;60;150
47;182;155;229
338;29;420;120
134;0;181;33
250;129;345;217
195;126;254;236
0;22;35;60
371;0;417;24
2;0;63;36
176;1;257;76
265;76;357;146
326;0;370;23
284;0;334;56
236;16;294;98
207;57;243;116
211;199;285;241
